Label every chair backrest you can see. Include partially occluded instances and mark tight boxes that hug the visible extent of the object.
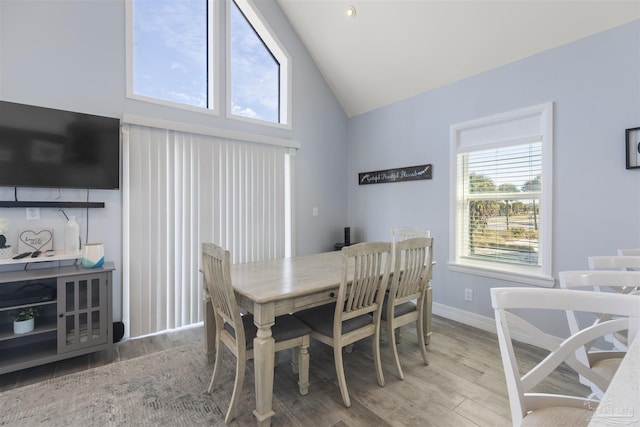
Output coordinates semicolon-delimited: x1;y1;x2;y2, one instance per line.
202;242;245;349
391;227;430;244
491;287;640;426
588;255;640;271
391;227;430;264
389;237;433;307
618;248;640;256
559;270;640;292
337;242;392;326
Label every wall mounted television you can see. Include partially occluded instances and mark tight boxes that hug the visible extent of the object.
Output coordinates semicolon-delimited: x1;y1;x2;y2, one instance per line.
0;101;120;190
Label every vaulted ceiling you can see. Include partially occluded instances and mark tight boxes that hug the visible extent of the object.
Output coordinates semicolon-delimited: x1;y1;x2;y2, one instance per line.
277;0;640;117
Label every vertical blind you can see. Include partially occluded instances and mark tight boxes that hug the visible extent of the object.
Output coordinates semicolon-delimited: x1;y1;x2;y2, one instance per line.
122;124;287;338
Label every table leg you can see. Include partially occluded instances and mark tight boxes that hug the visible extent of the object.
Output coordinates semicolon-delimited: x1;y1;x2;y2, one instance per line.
252;304;276;427
203;294;216;363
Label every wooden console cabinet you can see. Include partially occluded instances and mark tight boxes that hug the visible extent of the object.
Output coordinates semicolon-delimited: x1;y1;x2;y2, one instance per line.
0;262;114;374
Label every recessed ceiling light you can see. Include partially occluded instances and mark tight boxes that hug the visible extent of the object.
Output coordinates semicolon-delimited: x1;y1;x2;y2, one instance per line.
346;6;356;18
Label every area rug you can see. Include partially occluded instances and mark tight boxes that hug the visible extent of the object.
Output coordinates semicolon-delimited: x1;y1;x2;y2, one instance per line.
0;344;270;426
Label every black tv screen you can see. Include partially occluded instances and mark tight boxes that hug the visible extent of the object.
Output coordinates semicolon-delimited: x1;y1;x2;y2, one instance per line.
0;101;120;189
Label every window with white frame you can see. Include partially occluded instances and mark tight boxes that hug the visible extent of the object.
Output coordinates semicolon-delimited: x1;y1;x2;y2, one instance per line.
126;0;290;126
449;103;554;287
229;0;290;126
127;0;214;111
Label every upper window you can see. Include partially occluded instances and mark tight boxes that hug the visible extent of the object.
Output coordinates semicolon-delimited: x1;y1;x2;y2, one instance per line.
126;0;290;127
228;0;290;126
128;0;213;110
449;103;554;287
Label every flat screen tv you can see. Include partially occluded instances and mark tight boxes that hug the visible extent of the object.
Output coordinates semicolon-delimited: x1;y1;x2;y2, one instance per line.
0;101;120;190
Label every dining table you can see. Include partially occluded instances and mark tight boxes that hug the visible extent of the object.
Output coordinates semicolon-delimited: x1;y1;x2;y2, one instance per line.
202;249;428;427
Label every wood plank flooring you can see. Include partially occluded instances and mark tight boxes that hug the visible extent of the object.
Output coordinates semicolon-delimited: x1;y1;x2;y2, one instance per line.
0;315;590;426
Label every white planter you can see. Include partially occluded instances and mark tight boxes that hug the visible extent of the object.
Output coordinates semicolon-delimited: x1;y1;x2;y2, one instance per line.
13;318;34;334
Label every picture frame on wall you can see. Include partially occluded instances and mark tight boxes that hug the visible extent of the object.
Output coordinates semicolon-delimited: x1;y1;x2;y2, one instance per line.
626;127;640;169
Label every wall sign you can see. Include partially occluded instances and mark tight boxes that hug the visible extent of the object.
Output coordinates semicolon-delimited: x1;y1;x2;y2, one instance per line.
358;164;432;185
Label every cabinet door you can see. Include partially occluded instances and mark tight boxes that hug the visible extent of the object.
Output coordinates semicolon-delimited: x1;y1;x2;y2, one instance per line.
57;273;108;353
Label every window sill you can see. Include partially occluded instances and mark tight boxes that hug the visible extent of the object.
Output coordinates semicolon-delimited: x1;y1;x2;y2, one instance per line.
448;262;555;288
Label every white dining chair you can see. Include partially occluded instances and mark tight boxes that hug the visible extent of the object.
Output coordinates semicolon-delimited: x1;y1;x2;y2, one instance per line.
588;255;640;271
559;270;640;397
491;287;640;427
618;248;640;256
391;227;433;345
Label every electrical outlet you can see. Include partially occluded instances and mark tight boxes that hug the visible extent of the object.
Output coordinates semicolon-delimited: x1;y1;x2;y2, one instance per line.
26;207;40;220
464;288;473;301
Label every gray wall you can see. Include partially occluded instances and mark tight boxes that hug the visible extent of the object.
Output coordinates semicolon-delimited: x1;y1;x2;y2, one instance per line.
347;20;640;334
0;0;349;321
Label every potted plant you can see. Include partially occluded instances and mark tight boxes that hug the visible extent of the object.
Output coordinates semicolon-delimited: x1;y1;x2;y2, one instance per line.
9;307;39;334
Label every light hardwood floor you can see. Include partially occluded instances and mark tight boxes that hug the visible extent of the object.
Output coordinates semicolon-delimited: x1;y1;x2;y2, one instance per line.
0;315;590;426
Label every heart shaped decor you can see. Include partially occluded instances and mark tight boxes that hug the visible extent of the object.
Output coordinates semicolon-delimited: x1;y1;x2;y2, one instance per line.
18;229;54;252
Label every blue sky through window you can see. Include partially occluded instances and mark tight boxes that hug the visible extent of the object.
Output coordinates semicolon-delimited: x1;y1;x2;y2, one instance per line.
132;0;280;123
132;0;208;108
230;1;279;122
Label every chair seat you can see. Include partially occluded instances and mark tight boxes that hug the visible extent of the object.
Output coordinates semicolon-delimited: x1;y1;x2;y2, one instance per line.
225;314;311;349
381;299;416;321
592;357;623;380
294;303;373;337
520;405;594;426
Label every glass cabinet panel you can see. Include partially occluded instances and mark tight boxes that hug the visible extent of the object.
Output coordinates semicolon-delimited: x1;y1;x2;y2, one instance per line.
57;273;108;353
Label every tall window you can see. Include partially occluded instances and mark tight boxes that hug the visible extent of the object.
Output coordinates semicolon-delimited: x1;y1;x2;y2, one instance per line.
228;0;290;126
230;0;279;123
128;0;212;110
450;103;553;287
126;0;290;126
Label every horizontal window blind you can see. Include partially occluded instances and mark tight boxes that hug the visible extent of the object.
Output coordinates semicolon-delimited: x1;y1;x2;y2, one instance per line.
122;124;287;338
459;142;542;266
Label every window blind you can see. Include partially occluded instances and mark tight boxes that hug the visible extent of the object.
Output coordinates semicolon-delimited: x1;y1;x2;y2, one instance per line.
459;142;542;266
122;124;287;338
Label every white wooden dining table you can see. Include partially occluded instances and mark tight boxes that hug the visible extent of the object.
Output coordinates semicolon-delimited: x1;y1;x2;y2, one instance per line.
202;250;427;426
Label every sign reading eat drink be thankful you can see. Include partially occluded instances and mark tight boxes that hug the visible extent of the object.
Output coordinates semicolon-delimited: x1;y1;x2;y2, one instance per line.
358;164;432;185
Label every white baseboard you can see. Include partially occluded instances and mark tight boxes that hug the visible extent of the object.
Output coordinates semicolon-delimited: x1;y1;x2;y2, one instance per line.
432;302;541;347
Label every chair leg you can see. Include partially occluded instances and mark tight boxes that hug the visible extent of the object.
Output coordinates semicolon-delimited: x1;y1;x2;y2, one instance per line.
297;340;310;395
373;326;385;387
388;320;404;380
208;337;223;393
425;285;433;346
395;328;403;344
334;346;351;407
224;352;246;424
417;313;429;366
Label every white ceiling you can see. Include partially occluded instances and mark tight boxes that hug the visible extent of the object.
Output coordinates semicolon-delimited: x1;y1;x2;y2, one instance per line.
276;0;640;117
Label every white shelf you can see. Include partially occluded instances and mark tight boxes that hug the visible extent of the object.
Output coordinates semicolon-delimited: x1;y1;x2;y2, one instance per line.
0;250;82;266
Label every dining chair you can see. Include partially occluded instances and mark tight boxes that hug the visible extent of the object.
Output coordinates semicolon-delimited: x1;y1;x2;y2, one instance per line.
202;243;311;424
391;227;433;345
588;255;640;271
491;287;640;427
618;248;640;256
559;270;640;397
294;241;392;407
382;236;433;380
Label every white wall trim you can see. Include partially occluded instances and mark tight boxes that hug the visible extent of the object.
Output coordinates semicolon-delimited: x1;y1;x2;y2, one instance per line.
432;302;556;348
121;113;300;149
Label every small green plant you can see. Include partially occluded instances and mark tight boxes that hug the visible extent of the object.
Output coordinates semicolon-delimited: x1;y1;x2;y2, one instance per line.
9;307;39;322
